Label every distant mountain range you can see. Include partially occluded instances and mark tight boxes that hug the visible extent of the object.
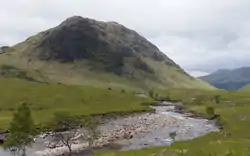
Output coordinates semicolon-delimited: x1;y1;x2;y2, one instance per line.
0;16;212;90
199;67;250;90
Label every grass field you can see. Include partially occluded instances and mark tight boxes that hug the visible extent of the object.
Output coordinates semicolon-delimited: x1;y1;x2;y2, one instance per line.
0;78;152;129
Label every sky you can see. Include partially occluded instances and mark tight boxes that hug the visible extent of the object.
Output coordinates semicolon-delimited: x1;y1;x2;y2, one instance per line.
1;0;250;77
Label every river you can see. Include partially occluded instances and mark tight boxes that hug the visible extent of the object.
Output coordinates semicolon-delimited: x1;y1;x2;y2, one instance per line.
0;149;9;156
0;104;219;156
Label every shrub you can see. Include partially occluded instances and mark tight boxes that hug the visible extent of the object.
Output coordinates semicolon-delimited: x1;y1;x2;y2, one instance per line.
206;106;215;119
149;90;155;99
50;111;82;156
215;116;226;129
169;132;177;141
214;95;221;104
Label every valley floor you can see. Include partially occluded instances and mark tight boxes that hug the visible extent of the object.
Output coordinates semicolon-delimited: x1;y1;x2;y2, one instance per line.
0;78;250;156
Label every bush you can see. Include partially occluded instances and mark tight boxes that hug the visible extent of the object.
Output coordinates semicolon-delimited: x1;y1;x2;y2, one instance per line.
169;132;177;141
50;111;82;156
149;90;155;99
215;116;226;129
214;94;221;104
154;93;159;99
206;106;215;118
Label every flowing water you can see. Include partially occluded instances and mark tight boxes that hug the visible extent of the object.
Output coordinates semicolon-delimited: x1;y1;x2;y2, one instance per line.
0;149;9;156
0;105;219;156
121;110;219;150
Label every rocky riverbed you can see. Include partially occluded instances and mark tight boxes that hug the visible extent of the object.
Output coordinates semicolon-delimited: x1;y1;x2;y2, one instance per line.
0;103;220;156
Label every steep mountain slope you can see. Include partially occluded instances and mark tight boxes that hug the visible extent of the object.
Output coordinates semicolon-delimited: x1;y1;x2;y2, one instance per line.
0;16;212;90
199;67;250;90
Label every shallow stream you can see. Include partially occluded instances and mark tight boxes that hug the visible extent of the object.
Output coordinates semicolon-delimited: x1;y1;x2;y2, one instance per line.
0;105;219;156
120;107;219;150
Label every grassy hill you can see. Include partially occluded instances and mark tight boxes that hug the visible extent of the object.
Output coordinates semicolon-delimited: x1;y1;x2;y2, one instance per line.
0;16;212;90
199;67;250;90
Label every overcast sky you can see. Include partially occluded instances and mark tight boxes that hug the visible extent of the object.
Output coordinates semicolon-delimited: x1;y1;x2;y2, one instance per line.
1;0;250;77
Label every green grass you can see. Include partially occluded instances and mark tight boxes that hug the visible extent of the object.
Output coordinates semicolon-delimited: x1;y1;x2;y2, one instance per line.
95;89;250;156
238;84;250;92
0;78;152;129
144;58;214;90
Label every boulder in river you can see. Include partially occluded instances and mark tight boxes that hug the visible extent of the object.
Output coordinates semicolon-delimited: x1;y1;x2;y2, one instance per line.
123;132;133;140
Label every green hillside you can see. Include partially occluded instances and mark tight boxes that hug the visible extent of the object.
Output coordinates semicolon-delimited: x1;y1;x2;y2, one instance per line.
0;16;212;90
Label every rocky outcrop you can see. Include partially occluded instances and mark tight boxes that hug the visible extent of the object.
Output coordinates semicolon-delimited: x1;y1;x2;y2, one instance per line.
0;46;9;54
37;16;175;64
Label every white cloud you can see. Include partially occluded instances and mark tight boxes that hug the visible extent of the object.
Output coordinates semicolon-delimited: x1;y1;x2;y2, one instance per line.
1;0;250;74
188;71;209;77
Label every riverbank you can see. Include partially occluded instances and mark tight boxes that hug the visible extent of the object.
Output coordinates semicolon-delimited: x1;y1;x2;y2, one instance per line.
32;103;219;156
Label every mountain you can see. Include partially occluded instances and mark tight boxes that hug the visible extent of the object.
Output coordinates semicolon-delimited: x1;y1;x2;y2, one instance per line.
199;67;250;90
0;16;212;90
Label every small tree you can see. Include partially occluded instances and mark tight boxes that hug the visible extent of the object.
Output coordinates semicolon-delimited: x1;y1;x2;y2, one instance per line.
214;95;221;104
4;102;36;156
50;111;81;156
169;132;177;141
82;116;100;151
206;106;215;119
149;90;155;99
154;93;159;99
